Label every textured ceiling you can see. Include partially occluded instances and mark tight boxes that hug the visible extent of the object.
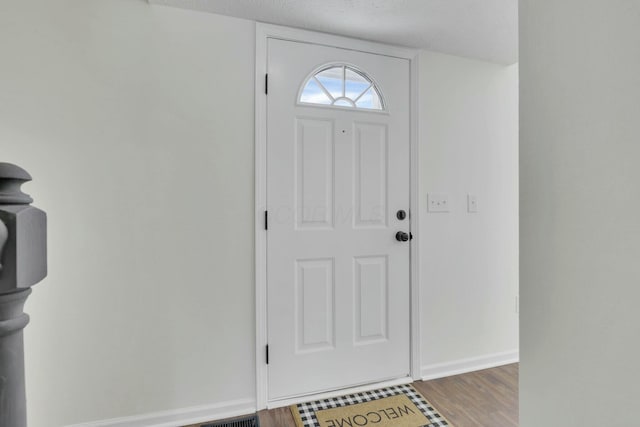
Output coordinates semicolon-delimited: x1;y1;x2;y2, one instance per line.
149;0;518;65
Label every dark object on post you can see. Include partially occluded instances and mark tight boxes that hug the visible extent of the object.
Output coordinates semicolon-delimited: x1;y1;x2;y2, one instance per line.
0;162;47;427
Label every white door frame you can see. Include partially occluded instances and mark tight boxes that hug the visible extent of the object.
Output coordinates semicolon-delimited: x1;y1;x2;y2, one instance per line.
255;22;421;409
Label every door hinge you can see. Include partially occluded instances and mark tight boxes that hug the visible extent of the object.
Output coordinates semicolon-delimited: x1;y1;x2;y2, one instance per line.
264;210;268;230
265;74;268;95
266;344;269;365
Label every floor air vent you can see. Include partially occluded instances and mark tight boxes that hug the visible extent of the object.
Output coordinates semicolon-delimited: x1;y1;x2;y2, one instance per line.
201;414;260;427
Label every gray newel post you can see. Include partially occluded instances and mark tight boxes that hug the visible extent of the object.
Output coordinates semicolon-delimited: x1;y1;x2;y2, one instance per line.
0;163;47;427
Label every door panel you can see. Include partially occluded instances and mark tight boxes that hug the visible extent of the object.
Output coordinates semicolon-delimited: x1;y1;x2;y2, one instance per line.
353;122;388;228
354;255;388;342
295;258;335;352
295;118;335;229
267;38;411;400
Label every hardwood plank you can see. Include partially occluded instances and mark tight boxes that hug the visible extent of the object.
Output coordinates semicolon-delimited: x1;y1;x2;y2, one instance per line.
185;364;518;427
413;364;519;427
258;407;296;427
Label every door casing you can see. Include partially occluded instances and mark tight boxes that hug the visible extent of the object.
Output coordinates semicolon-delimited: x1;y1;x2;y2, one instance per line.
254;23;421;409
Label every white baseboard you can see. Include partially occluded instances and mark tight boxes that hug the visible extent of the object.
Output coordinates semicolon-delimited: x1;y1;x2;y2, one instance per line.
66;397;256;427
64;351;517;427
421;350;519;381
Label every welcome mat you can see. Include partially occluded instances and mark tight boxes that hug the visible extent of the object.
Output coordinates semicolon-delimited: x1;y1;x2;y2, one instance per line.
290;384;451;427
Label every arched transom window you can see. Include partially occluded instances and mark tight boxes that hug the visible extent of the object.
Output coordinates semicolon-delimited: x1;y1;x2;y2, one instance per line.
299;64;385;111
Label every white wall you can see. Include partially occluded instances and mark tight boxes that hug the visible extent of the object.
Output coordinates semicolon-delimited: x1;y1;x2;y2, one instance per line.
1;1;256;426
1;1;518;426
520;1;640;425
419;53;519;375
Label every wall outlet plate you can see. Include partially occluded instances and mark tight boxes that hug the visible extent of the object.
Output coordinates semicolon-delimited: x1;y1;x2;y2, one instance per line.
428;194;449;213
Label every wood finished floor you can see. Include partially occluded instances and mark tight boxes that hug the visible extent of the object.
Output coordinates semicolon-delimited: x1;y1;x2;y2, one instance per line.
412;364;518;427
186;364;518;427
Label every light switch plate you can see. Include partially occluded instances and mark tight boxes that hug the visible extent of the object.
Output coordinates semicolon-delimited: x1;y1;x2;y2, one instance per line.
428;194;449;213
467;194;478;213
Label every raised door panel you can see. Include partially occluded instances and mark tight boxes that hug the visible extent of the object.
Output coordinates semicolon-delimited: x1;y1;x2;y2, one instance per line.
353;123;388;228
295;258;335;353
295;118;335;229
354;255;388;344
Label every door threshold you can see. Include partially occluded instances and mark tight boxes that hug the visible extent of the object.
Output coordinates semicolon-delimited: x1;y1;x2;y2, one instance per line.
266;375;413;409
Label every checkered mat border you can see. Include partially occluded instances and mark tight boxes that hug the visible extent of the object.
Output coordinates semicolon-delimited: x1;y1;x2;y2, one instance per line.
290;384;450;427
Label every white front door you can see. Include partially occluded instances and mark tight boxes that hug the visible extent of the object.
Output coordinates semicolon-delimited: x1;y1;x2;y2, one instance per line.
266;38;411;401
